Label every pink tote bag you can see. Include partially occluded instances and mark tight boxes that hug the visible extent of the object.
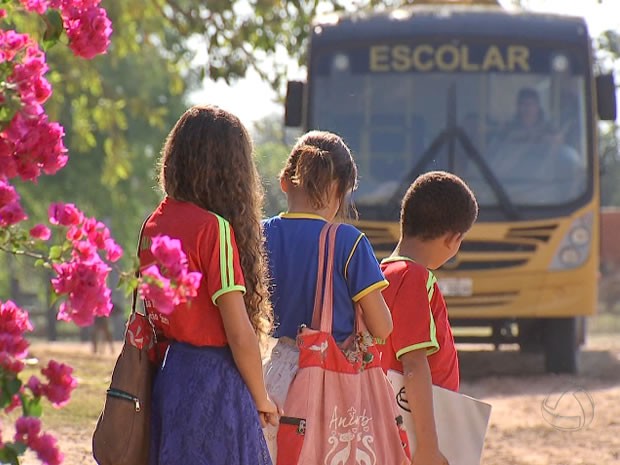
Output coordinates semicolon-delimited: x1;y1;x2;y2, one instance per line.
276;223;409;465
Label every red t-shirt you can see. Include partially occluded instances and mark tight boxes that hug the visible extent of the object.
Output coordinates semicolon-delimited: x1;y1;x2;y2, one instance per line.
378;257;459;391
139;197;246;347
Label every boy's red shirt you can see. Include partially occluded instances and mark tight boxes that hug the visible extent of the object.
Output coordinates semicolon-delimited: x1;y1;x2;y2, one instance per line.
378;257;459;391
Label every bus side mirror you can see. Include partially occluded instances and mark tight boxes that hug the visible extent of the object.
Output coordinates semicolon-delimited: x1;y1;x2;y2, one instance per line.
596;73;617;121
285;81;305;127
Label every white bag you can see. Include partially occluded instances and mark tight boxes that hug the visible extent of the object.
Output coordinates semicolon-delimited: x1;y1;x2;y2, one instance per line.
261;337;299;463
387;369;492;465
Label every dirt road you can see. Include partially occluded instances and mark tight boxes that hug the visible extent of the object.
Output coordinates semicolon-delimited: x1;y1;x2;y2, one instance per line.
32;333;620;465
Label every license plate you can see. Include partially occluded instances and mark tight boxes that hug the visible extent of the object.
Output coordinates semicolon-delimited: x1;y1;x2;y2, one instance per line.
437;277;473;297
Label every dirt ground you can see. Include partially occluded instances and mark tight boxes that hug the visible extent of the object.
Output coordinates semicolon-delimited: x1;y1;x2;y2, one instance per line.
27;332;620;465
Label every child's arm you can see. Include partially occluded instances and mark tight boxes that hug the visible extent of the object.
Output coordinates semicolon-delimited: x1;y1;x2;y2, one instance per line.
217;291;279;427
357;290;393;341
401;349;449;465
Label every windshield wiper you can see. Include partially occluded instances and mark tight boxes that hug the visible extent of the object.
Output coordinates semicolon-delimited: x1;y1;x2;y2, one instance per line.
387;85;520;221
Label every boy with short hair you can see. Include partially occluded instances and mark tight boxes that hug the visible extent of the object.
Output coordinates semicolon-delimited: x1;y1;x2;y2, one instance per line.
378;171;478;465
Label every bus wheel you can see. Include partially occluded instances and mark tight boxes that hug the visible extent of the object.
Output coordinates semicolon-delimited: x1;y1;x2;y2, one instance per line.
543;317;578;374
518;319;544;353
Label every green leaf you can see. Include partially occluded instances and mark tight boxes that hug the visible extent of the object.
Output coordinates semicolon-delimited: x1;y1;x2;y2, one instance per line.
22;397;42;417
42;10;64;50
49;290;60;306
0;228;9;245
9;442;27;456
0;387;12;409
48;245;63;261
0;445;19;465
6;377;22;397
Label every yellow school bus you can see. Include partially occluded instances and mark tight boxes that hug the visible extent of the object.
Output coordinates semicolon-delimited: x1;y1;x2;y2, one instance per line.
284;0;617;373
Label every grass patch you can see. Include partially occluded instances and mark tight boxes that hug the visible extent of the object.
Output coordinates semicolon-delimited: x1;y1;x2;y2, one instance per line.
19;340;116;431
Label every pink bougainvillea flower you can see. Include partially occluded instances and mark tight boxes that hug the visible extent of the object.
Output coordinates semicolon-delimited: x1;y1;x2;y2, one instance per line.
14;416;42;447
0;300;33;358
150;235;187;279
18;0;50;14
31;433;63;465
104;238;122;262
27;375;44;397
29;224;51;240
41;360;77;407
139;265;176;315
0;352;25;374
66;224;84;241
0;180;18;207
48;202;83;226
64;7;112;59
0;201;27;226
52;257;112;326
177;271;202;299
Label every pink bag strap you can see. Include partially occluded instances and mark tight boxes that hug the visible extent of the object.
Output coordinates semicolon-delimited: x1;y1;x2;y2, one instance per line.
310;223;329;329
310;223;339;332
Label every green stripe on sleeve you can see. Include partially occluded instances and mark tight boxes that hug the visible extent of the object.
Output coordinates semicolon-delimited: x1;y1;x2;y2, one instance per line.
216;215;229;289
396;340;440;359
224;220;235;288
426;271;437;302
212;285;246;305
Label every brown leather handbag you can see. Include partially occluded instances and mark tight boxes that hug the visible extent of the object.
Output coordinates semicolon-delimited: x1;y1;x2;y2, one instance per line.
92;223;155;465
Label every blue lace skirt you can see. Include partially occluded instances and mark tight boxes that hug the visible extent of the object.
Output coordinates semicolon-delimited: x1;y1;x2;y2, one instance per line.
149;342;272;465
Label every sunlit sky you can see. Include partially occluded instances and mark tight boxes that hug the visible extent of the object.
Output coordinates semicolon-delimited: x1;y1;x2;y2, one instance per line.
190;0;620;126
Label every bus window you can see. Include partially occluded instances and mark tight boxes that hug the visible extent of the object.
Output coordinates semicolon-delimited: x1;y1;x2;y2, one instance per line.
311;46;589;212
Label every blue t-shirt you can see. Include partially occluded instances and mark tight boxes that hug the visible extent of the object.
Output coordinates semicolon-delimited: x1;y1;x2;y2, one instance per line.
262;213;388;342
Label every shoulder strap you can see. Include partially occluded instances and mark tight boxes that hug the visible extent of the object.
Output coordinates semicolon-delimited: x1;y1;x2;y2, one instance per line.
310;223;340;331
130;216;151;316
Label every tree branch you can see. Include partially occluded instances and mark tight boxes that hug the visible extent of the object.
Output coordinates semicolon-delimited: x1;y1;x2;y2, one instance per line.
0;246;46;261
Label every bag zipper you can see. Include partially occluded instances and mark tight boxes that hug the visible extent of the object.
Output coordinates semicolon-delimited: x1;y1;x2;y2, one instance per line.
107;388;141;412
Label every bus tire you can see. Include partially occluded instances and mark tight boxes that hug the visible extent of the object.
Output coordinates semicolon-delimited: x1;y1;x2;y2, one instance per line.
518;319;544;353
543;317;578;374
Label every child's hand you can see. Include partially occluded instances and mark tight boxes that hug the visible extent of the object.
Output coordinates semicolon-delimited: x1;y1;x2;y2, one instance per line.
256;396;281;428
411;447;449;465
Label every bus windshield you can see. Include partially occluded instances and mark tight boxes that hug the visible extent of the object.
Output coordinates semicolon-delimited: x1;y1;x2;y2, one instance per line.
310;46;589;215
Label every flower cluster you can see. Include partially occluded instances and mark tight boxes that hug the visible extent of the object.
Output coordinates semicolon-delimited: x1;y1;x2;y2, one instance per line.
0;301;33;374
18;0;113;59
48;203;122;327
0;0;112;201
139;235;202;315
0;300;75;465
0;179;27;227
0;2;117;464
0;30;67;184
27;360;77;408
14;417;62;465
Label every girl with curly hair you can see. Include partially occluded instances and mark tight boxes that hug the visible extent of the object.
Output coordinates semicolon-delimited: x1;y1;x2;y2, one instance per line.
141;105;277;465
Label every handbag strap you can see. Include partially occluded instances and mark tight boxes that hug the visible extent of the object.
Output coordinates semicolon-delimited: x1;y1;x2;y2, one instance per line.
310;223;339;332
130;216;151;316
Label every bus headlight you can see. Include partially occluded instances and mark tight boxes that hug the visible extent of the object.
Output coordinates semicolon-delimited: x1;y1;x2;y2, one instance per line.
570;226;590;246
559;247;581;266
549;212;593;270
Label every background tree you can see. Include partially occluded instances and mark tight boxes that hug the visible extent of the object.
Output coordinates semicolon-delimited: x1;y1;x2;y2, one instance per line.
596;29;620;206
3;1;195;325
253;114;300;216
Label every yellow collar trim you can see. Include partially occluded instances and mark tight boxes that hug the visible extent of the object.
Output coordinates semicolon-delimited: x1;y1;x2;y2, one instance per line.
280;212;328;221
381;255;416;264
